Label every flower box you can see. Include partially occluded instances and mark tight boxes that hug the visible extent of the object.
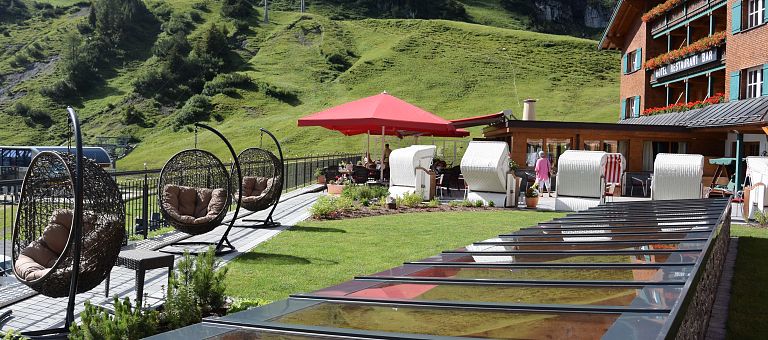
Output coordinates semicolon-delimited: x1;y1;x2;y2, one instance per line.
327;184;344;195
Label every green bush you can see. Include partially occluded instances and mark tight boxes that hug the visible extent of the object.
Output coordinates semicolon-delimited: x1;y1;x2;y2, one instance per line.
221;0;254;18
462;199;474;208
488;200;495;207
448;200;461;207
163;248;226;327
174;95;212;129
310;196;338;218
69;298;159;340
228;297;270;314
121;105;147;126
475;200;484;207
341;185;388;202
427;198;440;208
397;191;423;208
754;209;768;227
202;73;252;96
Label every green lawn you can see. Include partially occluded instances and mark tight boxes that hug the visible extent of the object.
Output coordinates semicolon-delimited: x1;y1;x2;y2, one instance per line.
727;225;768;339
224;210;563;302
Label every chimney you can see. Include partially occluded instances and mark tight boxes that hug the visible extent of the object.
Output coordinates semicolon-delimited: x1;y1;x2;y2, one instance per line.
522;99;537;121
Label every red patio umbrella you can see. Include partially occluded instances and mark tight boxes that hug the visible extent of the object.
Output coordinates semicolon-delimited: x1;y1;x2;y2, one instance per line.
298;92;466;178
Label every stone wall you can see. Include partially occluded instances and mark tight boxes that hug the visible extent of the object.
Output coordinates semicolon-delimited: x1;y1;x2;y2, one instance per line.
674;213;731;340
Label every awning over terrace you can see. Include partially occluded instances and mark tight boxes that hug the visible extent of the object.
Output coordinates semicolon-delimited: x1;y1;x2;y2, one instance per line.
154;198;732;340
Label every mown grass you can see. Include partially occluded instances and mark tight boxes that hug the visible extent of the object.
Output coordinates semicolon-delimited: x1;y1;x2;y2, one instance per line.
0;2;619;170
224;210;563;302
727;225;768;339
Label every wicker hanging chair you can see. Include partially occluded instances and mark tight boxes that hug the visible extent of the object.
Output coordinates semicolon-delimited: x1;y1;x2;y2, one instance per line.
12;152;124;297
237;128;284;227
237;148;283;213
158;149;232;235
10;107;125;335
157;123;242;254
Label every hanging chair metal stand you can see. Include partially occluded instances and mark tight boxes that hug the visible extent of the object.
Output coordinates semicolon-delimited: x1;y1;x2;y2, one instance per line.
158;123;242;256
240;128;284;228
11;107;126;337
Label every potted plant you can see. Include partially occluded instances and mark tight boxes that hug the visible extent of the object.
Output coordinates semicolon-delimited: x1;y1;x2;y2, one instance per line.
508;159;519;172
315;168;326;184
525;183;539;208
327;179;345;195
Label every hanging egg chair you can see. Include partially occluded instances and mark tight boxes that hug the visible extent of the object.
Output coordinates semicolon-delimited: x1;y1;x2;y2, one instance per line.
157;123;242;254
237;128;284;227
11;107;125;335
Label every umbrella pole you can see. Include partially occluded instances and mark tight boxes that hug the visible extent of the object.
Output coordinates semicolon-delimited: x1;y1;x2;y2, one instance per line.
381;126;385;181
367;130;370;159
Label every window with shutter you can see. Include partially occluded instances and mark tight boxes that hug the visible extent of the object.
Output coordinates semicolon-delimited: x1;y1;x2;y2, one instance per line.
747;0;765;28
634;48;642;71
621;54;628;75
746;66;764;98
634;96;641;118
763;65;768;96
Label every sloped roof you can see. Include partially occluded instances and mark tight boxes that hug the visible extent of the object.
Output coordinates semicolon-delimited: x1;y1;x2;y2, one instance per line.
618;96;768;128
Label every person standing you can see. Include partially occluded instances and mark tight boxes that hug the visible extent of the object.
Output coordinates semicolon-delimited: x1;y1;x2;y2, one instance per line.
535;150;552;197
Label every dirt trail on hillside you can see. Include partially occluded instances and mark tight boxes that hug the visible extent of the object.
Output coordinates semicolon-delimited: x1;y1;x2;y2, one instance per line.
0;56;59;103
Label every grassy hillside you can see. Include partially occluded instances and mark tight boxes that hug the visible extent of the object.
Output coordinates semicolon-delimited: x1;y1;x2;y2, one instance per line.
0;1;620;170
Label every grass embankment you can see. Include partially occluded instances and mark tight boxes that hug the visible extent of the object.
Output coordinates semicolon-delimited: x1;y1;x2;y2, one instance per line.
727;225;768;339
224;210;563;302
2;1;619;170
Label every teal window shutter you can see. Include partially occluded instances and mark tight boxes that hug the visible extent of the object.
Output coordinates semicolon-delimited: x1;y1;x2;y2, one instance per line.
732;1;742;33
634;96;641;118
763;64;768;96
620;98;626;120
730;71;741;101
621;54;628;74
765;0;768;24
635;48;642;71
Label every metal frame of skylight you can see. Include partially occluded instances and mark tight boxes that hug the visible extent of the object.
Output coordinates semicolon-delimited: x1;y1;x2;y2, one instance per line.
177;198;731;340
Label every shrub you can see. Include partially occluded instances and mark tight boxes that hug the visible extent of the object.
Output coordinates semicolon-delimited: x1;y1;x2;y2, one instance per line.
310;196;339;219
69;298;159;339
187;247;228;313
448;200;461;208
341;185;388;202
202;73;252;96
397;191;423;208
162;13;192;34
228;298;269;314
40;80;77;101
754;209;768;227
427;198;440;208
488;200;495;207
10;53;30;68
191;2;208;12
174;95;211;129
221;0;253;18
475;200;484;207
462;200;474;208
121;105;147;126
163;248;226;327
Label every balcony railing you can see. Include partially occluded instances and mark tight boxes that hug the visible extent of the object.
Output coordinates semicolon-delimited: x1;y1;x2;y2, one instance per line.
649;0;727;36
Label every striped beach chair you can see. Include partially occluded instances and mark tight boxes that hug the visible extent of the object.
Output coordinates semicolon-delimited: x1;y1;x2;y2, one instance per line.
604;153;626;200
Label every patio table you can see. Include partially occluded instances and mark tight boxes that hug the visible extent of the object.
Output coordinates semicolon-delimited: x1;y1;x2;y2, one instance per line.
104;249;174;307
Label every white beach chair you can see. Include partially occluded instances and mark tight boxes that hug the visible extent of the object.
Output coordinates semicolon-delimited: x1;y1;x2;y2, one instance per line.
388;145;436;201
651;153;704;200
745;157;768;219
460;141;516;207
554;150;608;212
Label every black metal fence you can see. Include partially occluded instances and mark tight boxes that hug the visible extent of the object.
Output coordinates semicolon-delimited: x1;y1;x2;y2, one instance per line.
1;153;361;256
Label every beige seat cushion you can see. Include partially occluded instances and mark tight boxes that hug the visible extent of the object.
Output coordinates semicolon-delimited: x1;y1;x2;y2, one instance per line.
241;177;257;197
164;185;228;225
15;254;51;281
41;209;97;254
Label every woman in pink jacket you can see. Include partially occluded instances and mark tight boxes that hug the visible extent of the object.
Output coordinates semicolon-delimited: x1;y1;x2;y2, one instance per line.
534;151;552;197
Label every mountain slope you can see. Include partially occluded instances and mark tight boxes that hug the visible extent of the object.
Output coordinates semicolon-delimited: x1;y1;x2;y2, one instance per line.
0;1;620;170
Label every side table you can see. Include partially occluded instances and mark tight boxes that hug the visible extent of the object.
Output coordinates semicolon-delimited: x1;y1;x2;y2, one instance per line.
105;249;175;308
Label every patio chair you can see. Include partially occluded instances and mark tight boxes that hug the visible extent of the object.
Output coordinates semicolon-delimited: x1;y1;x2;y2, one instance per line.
650;153;704;201
459;141;516;207
236;129;284;228
11;108;125;336
554;150;608;212
157;123;242;255
744;157;768;219
352;166;370;184
604;153;626;196
388;145;436;200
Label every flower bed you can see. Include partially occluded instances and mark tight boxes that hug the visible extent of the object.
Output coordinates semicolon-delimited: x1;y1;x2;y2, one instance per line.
642;0;685;23
313;201;504;220
642;93;725;116
644;32;726;71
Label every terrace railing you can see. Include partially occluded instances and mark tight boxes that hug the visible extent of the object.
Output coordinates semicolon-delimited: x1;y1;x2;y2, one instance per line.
1;153;362;257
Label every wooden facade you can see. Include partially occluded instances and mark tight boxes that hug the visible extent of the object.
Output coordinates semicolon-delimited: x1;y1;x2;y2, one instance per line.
482;120;729;175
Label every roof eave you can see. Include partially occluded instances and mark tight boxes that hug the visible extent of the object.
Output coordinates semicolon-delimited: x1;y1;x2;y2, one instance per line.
598;0;626;50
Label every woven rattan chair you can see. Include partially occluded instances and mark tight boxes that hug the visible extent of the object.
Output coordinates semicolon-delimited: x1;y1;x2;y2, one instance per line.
237;128;284;227
10;107;125;336
157;124;242;255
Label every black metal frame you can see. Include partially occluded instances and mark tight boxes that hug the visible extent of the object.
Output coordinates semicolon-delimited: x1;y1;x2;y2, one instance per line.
242;128;284;228
160;123;242;256
15;107;84;337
